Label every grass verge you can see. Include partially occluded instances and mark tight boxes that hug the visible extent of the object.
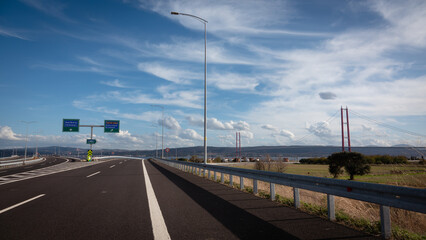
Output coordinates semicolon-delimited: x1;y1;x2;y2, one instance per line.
255;190;424;240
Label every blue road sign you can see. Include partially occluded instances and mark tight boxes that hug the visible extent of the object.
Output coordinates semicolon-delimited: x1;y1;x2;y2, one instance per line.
63;119;79;132
104;120;119;133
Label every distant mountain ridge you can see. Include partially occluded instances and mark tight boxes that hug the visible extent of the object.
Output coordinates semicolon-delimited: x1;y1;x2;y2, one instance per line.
1;145;424;158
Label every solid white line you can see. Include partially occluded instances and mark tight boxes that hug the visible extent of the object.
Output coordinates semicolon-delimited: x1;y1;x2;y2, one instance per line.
110;165;115;168
142;160;171;240
86;171;101;178
0;194;45;214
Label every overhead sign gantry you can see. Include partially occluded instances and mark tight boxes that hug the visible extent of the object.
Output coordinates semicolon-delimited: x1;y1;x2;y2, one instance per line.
62;119;120;161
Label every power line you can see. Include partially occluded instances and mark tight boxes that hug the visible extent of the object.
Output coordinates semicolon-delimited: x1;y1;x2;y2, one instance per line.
350;110;426;138
292;110;340;144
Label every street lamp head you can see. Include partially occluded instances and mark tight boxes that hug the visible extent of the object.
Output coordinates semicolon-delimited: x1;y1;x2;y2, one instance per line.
171;12;179;15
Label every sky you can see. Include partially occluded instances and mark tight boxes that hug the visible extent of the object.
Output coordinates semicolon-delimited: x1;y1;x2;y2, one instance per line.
0;0;425;151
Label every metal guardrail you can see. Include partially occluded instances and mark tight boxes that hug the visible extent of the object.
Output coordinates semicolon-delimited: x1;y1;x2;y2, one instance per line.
153;158;426;239
0;157;45;167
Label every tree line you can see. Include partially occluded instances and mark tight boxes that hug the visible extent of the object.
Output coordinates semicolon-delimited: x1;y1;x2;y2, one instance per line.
300;155;409;165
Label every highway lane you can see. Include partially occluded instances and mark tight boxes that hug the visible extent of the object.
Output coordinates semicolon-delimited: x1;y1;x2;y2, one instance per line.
0;159;152;240
0;156;68;177
0;158;377;239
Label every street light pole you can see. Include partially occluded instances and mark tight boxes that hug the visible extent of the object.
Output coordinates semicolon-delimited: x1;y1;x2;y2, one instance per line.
33;129;42;157
171;11;208;165
21;121;36;164
151;105;164;159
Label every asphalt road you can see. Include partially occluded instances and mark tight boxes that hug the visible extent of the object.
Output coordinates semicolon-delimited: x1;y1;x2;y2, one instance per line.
0;158;378;240
0;156;67;177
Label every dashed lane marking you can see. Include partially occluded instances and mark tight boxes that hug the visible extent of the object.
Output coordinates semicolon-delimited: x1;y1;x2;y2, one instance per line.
0;160;105;186
86;171;101;178
0;194;45;214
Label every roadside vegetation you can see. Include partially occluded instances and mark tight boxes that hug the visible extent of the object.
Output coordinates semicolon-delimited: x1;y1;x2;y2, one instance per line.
221;152;426;239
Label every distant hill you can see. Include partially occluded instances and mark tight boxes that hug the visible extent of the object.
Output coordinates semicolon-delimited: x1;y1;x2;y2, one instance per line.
1;145;424;158
392;144;414;147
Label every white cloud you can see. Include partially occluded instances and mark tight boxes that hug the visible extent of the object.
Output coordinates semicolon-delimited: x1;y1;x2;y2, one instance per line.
239;130;254;140
261;124;294;139
306;121;333;139
161;116;181;130
278;129;295;139
370;0;426;48
186;116;250;131
0;126;23;141
139;0;326;37
0;27;29;40
179;129;203;140
100;79;129;88
209;72;259;91
78;56;102;66
77;88;203;110
20;0;74;23
138;62;197;84
261;124;278;132
111;130;144;144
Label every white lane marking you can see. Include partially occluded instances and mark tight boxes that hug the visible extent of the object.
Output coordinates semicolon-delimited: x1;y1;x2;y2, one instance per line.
110;165;115;168
0;194;45;214
142;160;171;240
86;171;101;178
119;162;123;164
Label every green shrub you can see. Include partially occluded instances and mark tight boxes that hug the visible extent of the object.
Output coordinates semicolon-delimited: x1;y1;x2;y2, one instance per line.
328;152;370;180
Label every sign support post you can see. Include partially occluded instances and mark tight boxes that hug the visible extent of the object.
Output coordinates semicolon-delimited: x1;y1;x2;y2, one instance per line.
63;119;120;161
80;125;104;151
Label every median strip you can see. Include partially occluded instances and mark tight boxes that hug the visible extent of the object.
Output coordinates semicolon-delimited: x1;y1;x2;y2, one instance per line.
142;160;171;240
0;194;45;214
86;171;101;178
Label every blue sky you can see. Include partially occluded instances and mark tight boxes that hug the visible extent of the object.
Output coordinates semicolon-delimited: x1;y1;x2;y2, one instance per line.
1;0;425;150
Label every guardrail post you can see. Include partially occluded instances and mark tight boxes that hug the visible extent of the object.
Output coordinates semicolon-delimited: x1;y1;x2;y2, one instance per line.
208;169;211;179
214;171;217;181
221;172;224;184
253;179;258;194
230;175;233;187
240;176;244;190
293;187;300;208
327;194;335;221
380;205;391;239
270;183;275;201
